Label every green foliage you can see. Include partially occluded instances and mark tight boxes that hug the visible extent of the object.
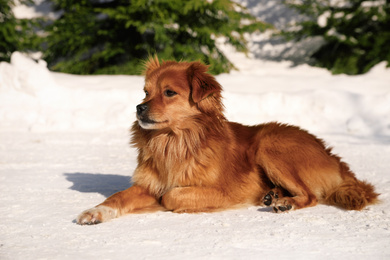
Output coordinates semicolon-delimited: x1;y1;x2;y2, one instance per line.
0;0;40;62
0;0;18;61
43;0;271;75
283;0;390;75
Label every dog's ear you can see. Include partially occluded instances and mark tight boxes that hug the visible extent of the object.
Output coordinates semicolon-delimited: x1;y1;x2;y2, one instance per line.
187;62;222;103
143;55;160;77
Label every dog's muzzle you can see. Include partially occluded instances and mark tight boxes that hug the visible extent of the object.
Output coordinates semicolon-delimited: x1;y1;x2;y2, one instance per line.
136;103;157;128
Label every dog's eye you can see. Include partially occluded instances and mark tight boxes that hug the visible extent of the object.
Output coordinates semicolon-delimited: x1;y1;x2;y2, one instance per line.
164;90;177;97
144;90;149;97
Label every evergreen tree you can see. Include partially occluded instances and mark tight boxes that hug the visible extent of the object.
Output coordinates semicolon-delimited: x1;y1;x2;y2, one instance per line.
43;0;270;75
0;0;40;62
283;0;390;75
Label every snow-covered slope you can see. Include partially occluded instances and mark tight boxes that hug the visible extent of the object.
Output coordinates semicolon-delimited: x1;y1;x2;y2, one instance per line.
1;1;390;259
2;51;389;137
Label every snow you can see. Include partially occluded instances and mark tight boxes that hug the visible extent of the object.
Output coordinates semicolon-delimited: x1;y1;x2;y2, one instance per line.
318;11;331;27
1;1;390;260
13;0;61;20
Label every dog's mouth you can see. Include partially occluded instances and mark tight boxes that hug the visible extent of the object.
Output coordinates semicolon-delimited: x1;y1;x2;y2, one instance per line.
137;116;168;129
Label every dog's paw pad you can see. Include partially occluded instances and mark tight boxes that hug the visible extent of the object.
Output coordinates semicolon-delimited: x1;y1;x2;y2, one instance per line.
263;194;272;206
273;204;292;213
263;190;279;206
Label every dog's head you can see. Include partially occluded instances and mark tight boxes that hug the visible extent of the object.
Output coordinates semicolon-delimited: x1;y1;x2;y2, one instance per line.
136;56;223;130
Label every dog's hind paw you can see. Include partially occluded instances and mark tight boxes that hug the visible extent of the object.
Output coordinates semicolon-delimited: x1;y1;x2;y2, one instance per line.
263;190;278;206
76;205;117;225
272;204;293;213
262;189;293;213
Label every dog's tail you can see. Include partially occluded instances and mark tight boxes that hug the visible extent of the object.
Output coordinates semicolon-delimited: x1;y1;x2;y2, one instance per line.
325;163;379;210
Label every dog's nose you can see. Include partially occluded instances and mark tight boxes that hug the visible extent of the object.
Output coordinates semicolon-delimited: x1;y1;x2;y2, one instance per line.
136;104;149;116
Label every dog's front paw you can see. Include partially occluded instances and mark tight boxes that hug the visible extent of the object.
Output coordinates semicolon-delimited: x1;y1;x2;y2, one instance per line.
76;205;117;225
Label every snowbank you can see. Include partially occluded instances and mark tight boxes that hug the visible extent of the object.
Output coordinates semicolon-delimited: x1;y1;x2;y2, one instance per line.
1;52;389;138
0;52;143;132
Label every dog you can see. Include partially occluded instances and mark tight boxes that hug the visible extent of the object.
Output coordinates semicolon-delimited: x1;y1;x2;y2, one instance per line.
77;57;379;225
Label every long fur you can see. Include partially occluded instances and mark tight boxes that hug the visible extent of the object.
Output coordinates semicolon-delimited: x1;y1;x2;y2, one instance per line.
76;58;379;225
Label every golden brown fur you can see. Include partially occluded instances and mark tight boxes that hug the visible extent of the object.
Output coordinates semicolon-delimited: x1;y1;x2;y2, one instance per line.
76;57;379;225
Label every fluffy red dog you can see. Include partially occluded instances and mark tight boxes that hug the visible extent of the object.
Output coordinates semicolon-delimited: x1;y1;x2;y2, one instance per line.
77;57;379;225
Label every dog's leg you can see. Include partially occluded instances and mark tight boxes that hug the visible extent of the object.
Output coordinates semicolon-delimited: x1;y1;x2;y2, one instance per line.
257;139;321;212
258;158;318;212
76;185;164;225
161;187;233;213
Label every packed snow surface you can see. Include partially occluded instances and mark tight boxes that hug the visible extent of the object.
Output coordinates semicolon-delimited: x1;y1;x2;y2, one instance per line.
1;1;390;259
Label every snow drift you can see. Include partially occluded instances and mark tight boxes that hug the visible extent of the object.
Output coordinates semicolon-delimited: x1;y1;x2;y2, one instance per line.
1;52;389;137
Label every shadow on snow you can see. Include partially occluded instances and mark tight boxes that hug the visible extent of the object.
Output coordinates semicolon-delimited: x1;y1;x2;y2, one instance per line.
64;172;132;198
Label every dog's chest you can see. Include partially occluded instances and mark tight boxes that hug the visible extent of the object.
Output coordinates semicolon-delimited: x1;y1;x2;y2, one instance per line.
145;135;218;188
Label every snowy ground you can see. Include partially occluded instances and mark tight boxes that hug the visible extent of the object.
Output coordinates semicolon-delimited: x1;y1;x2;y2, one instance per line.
1;1;390;259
